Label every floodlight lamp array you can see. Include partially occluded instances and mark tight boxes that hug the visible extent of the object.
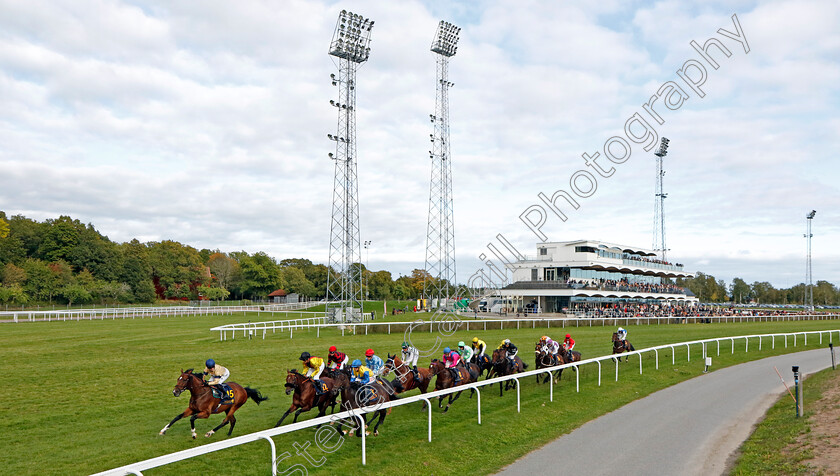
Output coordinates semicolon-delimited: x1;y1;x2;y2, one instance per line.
431;20;460;57
655;137;670;157
329;10;374;63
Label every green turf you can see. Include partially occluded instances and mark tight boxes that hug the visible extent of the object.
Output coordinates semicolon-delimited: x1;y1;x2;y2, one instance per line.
731;366;839;475
3;313;840;475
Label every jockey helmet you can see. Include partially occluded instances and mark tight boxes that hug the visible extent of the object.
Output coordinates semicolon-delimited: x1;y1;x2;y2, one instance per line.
365;348;375;357
565;334;571;338
458;341;465;347
472;337;479;343
205;359;215;368
504;339;511;345
329;345;337;353
618;327;625;332
299;351;310;361
351;359;362;368
541;335;548;341
444;347;451;354
402;341;409;348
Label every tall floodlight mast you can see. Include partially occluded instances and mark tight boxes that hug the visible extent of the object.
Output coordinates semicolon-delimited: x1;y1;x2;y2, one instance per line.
805;210;816;311
424;20;461;310
652;137;670;261
325;10;373;323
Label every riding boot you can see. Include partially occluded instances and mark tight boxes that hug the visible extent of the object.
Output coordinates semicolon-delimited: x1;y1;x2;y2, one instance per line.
412;366;420;382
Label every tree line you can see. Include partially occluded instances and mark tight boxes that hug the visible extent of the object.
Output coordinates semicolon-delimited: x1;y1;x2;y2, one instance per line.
676;273;840;306
0;212;447;306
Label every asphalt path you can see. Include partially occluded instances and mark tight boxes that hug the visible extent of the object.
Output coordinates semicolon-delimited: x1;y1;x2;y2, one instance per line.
496;348;833;476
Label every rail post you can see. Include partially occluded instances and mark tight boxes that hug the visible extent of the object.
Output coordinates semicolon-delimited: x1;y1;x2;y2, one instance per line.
258;435;278;476
421;397;432;441
831;343;836;370
475;387;482;424
575;365;579;392
358;414;366;465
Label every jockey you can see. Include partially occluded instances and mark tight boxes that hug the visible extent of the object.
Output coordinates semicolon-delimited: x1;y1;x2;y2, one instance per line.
498;339;518;369
401;341;420;380
544;336;561;355
299;352;326;395
203;359;230;395
472;337;487;361
327;346;348;371
442;347;462;383
562;334;576;362
617;327;628;347
350;359;372;386
365;349;384;376
457;341;473;365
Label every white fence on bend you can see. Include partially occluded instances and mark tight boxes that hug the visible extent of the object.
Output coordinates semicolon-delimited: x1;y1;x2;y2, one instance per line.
0;301;324;323
93;328;840;476
209;313;840;341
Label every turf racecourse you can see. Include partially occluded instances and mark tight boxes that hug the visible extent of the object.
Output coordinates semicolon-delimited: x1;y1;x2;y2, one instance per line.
4;314;839;475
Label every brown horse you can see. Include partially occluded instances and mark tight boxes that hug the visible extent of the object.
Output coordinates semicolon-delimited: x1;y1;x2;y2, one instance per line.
612;332;635;362
534;342;562;384
275;370;338;427
470;352;494;379
489;348;527;396
332;369;398;437
382;354;433;395
160;369;267;439
428;359;480;413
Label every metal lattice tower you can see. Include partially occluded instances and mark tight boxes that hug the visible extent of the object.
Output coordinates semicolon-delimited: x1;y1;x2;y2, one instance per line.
325;10;373;323
805;210;816;311
424;21;460;310
652;137;670;261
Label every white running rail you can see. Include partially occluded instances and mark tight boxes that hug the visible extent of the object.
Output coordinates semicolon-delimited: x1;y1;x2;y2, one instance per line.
93;328;840;475
210;313;840;341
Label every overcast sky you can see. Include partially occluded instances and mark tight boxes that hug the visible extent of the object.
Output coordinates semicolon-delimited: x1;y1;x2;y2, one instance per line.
0;0;838;288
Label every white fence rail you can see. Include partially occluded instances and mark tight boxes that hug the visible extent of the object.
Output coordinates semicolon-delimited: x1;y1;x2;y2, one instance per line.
210;313;840;341
1;301;324;323
94;328;840;476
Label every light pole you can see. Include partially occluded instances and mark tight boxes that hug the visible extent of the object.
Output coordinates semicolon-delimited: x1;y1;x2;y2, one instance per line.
653;137;670;261
364;240;371;301
805;210;816;311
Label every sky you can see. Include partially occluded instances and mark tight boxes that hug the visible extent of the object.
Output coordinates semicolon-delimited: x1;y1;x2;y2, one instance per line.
0;0;838;289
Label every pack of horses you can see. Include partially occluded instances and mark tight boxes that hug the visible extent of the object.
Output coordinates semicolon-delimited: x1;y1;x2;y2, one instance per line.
160;334;635;439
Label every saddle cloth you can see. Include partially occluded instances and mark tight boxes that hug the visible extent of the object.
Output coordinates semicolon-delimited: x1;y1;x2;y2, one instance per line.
212;383;235;404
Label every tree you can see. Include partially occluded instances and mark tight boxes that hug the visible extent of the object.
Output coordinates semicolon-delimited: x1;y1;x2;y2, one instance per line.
368;270;393;300
281;266;316;297
208;253;239;291
119;239;155;302
0;285;28;305
60;284;92;306
730;278;751;303
1;263;27;287
0;215;8;239
198;285;230;301
234;252;285;299
37;216;81;263
147;240;207;297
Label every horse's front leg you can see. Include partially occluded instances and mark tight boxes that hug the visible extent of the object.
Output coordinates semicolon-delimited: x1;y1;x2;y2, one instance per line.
292;408;304;423
275;404;297;428
189;412;209;439
160;408;192;435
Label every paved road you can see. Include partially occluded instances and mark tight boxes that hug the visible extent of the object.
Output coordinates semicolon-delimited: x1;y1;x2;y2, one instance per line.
497;348;833;476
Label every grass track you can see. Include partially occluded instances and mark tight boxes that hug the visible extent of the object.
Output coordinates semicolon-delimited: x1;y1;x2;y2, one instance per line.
3;313;840;475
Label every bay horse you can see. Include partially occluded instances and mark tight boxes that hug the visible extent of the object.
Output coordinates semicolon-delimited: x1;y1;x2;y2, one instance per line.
428;359;480;413
489;348;527;397
470;352;493;379
275;370;339;427
534;342;562;384
332;369;398;437
612;332;636;362
382;354;433;395
160;369;267;439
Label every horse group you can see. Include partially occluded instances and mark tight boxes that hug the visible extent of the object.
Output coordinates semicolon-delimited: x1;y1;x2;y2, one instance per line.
160;333;635;439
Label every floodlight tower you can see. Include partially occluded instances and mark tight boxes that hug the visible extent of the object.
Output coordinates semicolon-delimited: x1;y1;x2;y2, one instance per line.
325;10;374;323
805;210;816;311
652;137;670;261
424;20;461;310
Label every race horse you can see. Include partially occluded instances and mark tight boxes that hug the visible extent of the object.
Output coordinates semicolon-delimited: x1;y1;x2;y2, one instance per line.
427;359;481;413
160;369;267;439
534;342;562;384
275;369;339;427
470;352;494;379
332;369;398;437
612;332;636;362
382;354;433;396
488;348;527;397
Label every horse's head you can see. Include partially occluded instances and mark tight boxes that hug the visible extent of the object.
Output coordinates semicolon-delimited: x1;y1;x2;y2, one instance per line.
285;370;301;395
382;353;395;376
332;369;350;391
612;332;619;341
428;359;444;375
173;368;199;397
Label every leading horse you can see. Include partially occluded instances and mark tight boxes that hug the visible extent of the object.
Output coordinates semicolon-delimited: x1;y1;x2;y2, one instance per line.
534;342;562;384
160;369;267;439
612;332;635;362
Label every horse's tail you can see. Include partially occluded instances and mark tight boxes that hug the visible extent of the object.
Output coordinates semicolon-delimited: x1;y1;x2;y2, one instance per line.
522;361;529;369
245;387;268;405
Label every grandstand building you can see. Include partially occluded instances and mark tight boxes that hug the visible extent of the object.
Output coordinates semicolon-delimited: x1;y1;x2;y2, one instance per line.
501;240;697;314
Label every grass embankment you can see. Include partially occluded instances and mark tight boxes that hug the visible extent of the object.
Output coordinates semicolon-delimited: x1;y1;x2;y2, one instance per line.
731;366;839;475
3;315;840;475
